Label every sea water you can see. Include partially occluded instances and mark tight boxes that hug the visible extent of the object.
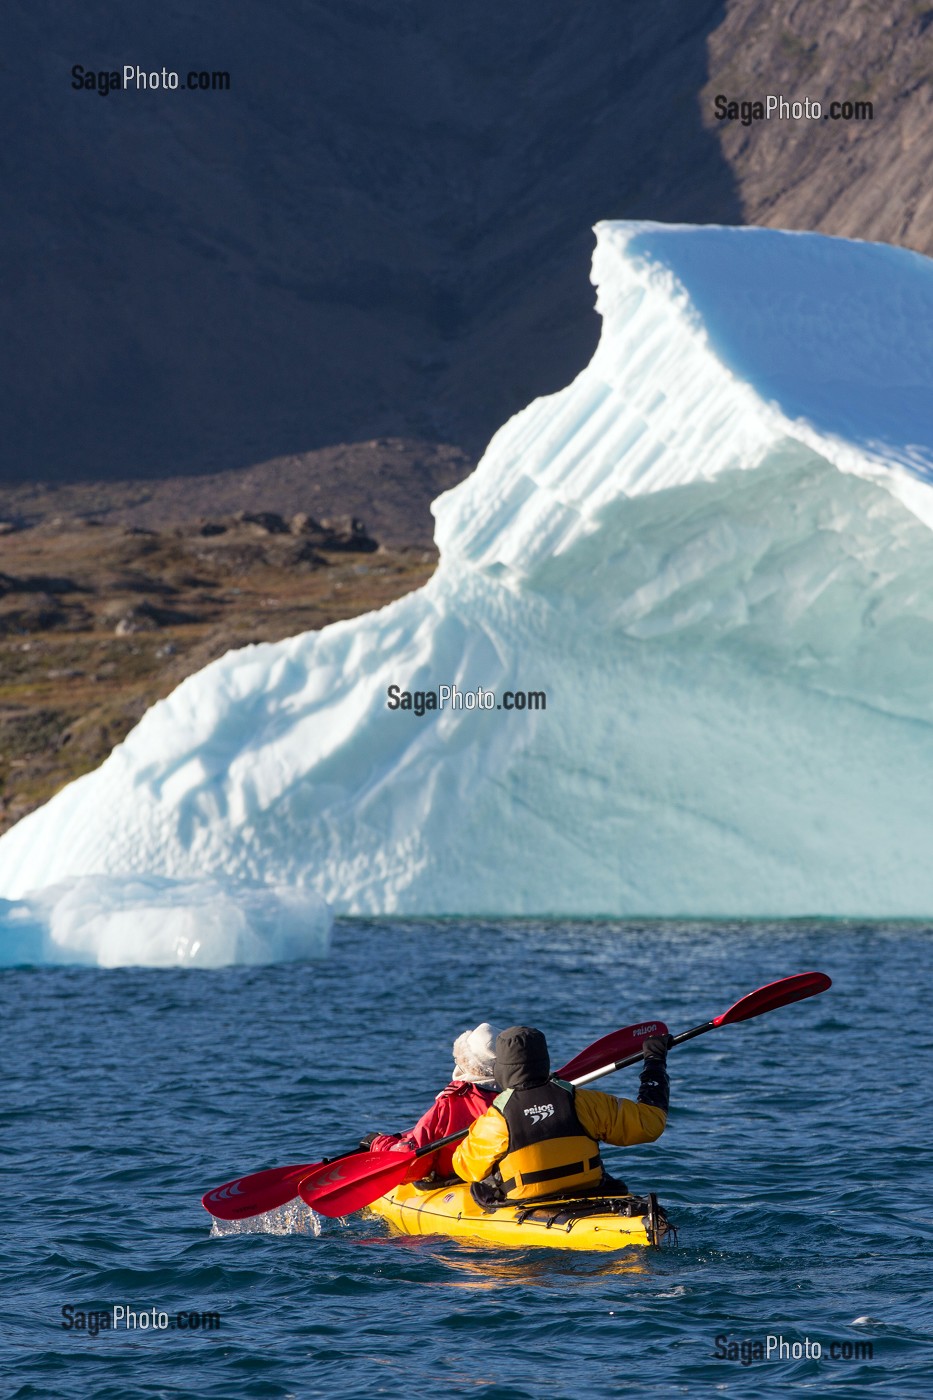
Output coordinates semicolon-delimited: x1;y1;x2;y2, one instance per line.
3;920;931;1398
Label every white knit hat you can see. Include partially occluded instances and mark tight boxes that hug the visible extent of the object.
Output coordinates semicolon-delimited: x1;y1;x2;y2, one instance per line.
452;1022;499;1084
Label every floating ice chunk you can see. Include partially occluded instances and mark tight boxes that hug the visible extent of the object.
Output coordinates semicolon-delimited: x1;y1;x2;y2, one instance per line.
0;875;331;968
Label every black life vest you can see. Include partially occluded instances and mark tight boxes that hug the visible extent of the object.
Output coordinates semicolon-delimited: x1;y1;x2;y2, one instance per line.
491;1079;603;1201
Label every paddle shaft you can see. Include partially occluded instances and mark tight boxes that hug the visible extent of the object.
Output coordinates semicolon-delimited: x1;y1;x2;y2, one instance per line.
572;971;832;1084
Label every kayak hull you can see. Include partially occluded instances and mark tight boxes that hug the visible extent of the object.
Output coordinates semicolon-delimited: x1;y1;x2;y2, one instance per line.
369;1181;670;1251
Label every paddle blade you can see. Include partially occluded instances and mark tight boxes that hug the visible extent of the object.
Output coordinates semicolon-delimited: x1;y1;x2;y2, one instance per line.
299;1149;426;1218
202;1162;322;1220
558;1021;669;1081
713;972;832;1028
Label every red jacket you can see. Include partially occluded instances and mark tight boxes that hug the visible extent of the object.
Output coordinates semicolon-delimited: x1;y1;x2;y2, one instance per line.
369;1081;497;1177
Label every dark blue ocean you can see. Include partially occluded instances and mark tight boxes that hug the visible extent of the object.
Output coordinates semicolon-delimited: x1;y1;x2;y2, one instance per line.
3;920;931;1398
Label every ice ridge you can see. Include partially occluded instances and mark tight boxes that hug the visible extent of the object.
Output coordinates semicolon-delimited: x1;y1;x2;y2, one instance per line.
1;222;932;917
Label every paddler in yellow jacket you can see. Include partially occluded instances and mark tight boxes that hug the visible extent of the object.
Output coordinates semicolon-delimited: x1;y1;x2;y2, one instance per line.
452;1024;669;1204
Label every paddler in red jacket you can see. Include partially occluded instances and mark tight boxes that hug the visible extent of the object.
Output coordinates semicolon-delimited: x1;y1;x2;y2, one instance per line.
452;1025;669;1203
361;1023;500;1178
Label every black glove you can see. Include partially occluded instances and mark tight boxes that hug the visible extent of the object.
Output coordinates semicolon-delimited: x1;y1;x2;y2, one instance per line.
358;1131;380;1150
642;1034;673;1062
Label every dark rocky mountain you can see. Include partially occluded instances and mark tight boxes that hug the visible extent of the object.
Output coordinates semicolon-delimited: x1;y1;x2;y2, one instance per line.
4;0;738;486
2;0;930;490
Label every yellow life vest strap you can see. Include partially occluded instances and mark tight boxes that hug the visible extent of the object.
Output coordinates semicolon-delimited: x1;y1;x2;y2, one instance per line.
499;1148;603;1195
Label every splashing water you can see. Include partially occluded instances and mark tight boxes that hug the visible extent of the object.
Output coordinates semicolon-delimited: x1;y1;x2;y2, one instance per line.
209;1200;322;1238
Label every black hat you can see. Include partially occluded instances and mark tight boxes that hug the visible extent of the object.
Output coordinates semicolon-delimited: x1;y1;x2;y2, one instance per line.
495;1026;550;1090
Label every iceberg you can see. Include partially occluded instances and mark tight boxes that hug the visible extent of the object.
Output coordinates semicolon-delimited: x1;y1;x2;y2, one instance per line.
2;221;933;917
0;875;332;968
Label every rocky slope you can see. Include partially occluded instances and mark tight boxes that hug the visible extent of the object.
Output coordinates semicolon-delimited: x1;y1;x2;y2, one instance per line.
0;497;435;835
704;0;933;250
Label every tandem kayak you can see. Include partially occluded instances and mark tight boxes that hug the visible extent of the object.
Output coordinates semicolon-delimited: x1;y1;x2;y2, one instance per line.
369;1181;673;1251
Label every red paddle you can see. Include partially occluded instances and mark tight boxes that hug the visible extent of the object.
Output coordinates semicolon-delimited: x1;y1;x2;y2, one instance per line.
299;971;831;1218
201;1161;348;1219
201;1020;667;1219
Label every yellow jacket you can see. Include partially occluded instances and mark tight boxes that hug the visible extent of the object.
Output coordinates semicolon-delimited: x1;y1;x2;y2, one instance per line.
452;1086;665;1185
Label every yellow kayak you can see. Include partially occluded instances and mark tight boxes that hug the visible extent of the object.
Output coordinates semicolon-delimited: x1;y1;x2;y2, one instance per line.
369;1181;671;1252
